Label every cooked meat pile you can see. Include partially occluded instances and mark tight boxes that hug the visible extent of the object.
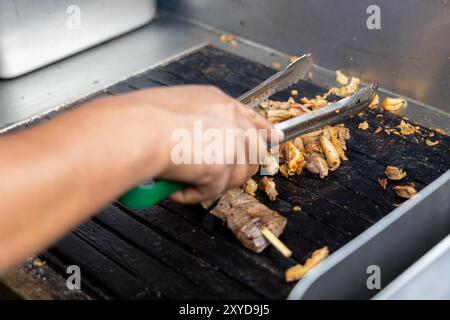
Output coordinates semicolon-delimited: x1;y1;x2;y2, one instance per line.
202;69;424;282
209;188;287;253
201;70;361;275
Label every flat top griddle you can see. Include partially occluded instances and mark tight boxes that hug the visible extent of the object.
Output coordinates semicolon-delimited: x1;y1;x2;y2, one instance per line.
40;46;450;300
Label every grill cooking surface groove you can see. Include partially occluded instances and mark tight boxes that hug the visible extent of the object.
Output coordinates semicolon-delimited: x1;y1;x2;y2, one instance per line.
41;46;450;299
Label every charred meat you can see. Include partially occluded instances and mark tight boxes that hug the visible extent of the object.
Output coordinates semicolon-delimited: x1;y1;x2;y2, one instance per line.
210;188;287;253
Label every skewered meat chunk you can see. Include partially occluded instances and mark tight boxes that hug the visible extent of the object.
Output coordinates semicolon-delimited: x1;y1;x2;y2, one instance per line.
210;188;287;253
201;193;223;210
260;176;278;201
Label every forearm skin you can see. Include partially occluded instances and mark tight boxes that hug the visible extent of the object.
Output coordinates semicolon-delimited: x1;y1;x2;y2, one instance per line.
0;96;167;273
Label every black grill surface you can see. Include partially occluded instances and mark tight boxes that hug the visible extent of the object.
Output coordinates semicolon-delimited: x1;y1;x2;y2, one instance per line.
41;46;450;299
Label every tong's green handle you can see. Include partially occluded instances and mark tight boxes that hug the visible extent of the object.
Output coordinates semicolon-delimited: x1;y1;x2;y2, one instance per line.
118;180;185;209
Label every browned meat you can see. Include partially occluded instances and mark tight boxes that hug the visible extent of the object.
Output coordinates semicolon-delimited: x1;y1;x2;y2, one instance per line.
210;188;287;253
305;154;329;178
259;176;278;201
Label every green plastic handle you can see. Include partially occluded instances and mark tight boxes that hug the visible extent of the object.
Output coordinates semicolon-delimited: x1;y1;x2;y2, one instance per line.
118;180;185;209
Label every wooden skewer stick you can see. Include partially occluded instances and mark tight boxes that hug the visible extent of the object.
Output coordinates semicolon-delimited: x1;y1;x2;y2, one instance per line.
260;227;293;258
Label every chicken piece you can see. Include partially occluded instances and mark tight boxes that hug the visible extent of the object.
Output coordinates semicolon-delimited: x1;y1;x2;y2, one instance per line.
272;62;282;70
210;188;287;253
368;94;380;110
260;99;290;110
285;247;330;282
303;139;322;154
378;178;388;190
336;125;351;150
279;163;290;178
320;135;340;171
385;166;407;181
328;127;348;161
425;139;440;147
289;103;311;113
266;109;293;123
434;128;446;135
336;70;349;85
397;120;419;136
293;136;304;152
328;76;360;98
382;97;407;112
259;176;278;201
287;107;308;118
243;178;258;196
302;131;323;154
300;95;329;109
219;33;235;43
261;153;279;176
281;141;305;175
393;185;417;199
358;121;369;131
305;154;329;178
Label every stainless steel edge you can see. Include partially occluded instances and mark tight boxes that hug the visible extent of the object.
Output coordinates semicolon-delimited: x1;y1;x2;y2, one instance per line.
0;14;294;133
374;234;450;300
288;170;450;300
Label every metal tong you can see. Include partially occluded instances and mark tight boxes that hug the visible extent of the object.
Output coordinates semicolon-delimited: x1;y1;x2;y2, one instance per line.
118;54;378;209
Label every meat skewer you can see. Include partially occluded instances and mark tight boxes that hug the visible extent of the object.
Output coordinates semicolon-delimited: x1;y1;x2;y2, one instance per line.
207;188;290;255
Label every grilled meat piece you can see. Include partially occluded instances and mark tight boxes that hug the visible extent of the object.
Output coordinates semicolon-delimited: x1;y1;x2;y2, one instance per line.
320;135;340;171
327;76;360;98
285;247;330;282
210;188;287;253
393;185;417;199
261;153;279;176
385;166;407;181
243;178;258;196
382;97;407;112
305;154;329;179
280;141;305;175
260;176;278;201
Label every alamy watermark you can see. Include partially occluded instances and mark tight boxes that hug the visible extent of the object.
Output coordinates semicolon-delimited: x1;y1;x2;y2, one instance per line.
66;5;82;30
170;122;280;174
66;265;81;290
366;264;381;290
366;5;381;30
